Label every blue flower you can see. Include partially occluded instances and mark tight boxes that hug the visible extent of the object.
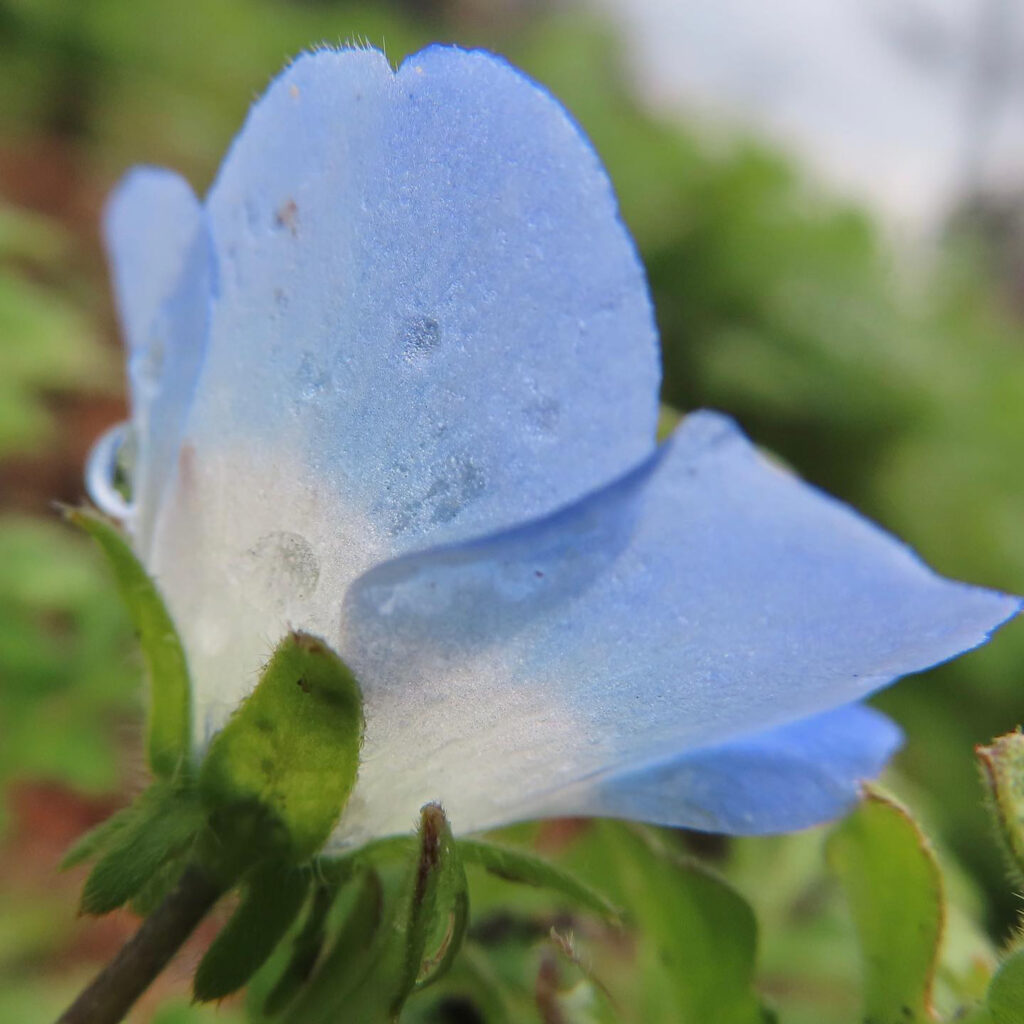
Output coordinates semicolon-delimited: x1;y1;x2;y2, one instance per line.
88;45;1019;847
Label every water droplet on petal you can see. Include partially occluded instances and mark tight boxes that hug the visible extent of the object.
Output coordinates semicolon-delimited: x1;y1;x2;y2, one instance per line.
296;352;330;399
234;531;320;613
85;422;136;521
401;314;440;362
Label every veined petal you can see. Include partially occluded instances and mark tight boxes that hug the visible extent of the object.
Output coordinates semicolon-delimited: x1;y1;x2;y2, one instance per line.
537;703;904;835
103;168;212;553
145;45;660;740
334;411;1019;841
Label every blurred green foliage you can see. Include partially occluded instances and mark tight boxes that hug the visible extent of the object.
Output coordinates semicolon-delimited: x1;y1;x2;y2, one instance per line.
0;517;136;815
2;0;1024;1021
0;202;113;455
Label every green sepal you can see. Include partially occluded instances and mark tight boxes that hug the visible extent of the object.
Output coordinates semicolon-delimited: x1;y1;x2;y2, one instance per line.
458;837;620;923
827;786;944;1024
60;801;141;871
413;804;469;990
63;505;192;779
79;781;205;916
198;630;363;865
193;861;311;1003
130;847;192;918
978;731;1024;888
277;868;386;1023
259;878;338;1017
987;946;1024;1024
278;804;464;1023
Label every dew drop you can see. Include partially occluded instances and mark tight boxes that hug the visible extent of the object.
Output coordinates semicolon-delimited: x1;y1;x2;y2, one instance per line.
523;395;561;435
296;353;330;399
235;531;320;612
85;422;135;521
401;314;440;361
244;198;260;230
130;330;166;397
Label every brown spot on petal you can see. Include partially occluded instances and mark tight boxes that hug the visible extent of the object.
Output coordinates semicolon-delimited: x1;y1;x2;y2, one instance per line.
275;199;298;236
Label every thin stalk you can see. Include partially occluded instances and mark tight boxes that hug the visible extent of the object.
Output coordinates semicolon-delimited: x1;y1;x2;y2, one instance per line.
56;863;223;1024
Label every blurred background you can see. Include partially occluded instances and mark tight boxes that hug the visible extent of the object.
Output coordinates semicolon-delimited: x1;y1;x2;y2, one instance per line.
2;1;1023;1021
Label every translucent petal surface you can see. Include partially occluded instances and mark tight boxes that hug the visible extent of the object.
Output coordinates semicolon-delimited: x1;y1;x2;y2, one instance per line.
103;168;211;553
146;45;660;747
178;44;658;549
544;703;903;835
335;411;1019;841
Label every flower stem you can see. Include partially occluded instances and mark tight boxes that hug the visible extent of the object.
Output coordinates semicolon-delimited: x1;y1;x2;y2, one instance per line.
56;863;223;1024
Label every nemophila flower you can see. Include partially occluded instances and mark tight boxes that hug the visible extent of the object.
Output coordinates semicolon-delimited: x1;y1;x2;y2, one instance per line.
88;45;1018;849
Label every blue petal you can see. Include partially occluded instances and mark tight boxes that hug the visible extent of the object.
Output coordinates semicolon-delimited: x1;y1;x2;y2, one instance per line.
103;168;212;553
335;410;1019;839
545;703;903;835
185;45;659;552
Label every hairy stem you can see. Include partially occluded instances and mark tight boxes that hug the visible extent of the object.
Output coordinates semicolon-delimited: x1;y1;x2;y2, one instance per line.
56;863;223;1024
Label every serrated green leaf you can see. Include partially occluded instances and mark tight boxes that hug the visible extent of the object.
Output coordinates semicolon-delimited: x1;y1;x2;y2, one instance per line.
194;861;310;1002
827;787;944;1024
80;783;204;916
988;947;1024;1024
199;630;363;864
63;506;191;779
60;801;140;871
459;837;620;923
978;732;1024;889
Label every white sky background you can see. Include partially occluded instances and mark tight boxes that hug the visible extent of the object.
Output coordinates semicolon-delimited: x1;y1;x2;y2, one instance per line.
594;0;1024;232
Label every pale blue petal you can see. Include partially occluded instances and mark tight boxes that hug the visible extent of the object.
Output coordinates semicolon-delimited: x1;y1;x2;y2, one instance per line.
104;167;201;369
542;703;903;835
185;45;659;553
102;168;212;553
334;410;1019;839
143;46;660;757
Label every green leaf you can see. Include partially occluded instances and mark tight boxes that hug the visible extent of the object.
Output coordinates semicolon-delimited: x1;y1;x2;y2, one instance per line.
80;783;204;916
458;837;620;923
63;506;191;779
827;787;944;1024
587;823;765;1024
978;732;1024;888
194;861;310;1002
198;630;363;864
988;947;1024;1024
